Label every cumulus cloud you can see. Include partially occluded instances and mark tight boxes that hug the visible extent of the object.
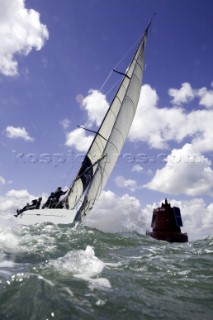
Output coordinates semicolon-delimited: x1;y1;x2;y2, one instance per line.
128;82;213;198
0;0;49;76
5;126;34;141
129;84;186;149
60;118;70;130
114;175;138;192
65;90;108;151
86;190;145;233
168;82;195;105
197;85;213;108
131;164;143;173
129;83;213;151
169;82;213;108
65;127;93;152
82;89;109;127
0;189;33;213
0;176;6;184
145;143;213;196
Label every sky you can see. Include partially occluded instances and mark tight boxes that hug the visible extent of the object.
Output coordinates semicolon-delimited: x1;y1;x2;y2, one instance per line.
0;0;213;240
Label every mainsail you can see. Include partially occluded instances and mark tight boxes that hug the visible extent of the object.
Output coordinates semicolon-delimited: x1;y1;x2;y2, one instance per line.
65;22;151;222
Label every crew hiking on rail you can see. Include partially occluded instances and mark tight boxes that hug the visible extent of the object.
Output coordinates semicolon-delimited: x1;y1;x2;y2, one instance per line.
14;187;67;217
14;197;42;217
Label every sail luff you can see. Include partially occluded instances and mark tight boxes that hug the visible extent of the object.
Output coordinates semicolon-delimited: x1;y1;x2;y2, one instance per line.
74;24;150;221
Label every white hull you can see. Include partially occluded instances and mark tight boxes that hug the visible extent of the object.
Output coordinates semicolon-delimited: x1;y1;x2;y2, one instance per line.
14;208;77;226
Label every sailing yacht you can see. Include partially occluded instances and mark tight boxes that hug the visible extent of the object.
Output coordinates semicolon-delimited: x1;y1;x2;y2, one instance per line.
15;21;152;225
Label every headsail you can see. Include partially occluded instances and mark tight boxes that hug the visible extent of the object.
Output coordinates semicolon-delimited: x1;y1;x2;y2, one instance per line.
65;22;151;221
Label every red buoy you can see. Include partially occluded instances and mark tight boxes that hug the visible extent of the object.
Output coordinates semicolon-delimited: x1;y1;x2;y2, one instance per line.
146;199;188;243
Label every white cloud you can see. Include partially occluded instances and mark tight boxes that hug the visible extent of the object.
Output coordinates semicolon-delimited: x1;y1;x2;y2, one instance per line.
169;82;213;109
65;90;108;151
5;126;34;141
86;190;145;233
114;175;138;192
82;90;109;127
0;189;33;212
189;111;213;153
6;189;30;199
60;118;70;130
129;84;186;149
129;82;213;199
75;94;84;105
129;83;213;151
175;198;213;240
197;86;213;108
0;0;49;76
0;176;6;184
168;82;195;105
145;143;213;196
65;127;93;152
131;164;143;173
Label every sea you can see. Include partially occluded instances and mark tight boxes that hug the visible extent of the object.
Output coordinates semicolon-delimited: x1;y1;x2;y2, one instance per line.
0;220;212;320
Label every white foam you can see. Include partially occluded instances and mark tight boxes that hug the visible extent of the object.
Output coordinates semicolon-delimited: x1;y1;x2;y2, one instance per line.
49;245;111;289
87;277;111;289
0;219;19;252
0;260;14;268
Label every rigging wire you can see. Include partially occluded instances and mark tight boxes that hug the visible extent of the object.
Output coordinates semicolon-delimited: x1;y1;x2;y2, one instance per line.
99;36;141;93
100;13;156;95
77;31;144;127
